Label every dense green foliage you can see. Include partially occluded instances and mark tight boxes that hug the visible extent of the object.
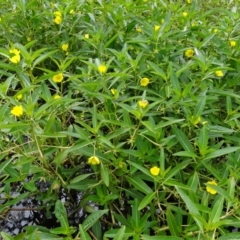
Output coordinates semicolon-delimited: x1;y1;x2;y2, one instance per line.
1;0;240;239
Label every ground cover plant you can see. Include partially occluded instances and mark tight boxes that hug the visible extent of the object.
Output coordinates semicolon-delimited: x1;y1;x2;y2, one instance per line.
0;0;240;239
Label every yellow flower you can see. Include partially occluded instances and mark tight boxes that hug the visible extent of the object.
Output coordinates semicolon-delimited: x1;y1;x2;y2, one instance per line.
206;180;218;195
138;100;148;109
185;49;194;58
150;166;160;176
191;116;201;125
53;94;61;99
61;43;68;51
213;28;218;33
88;156;100;165
230;40;236;47
186;0;191;3
98;64;107;74
215;70;224;77
119;162;123;168
140;78;150;87
54;16;62;24
143;0;147;2
70;9;75;15
11;105;23;117
84;34;89;39
9;49;20;56
54;11;62;17
136;27;142;33
183;12;188;17
9;54;20;63
16;94;23;100
154;25;160;31
52;73;64;83
111;88;116;95
9;48;21;64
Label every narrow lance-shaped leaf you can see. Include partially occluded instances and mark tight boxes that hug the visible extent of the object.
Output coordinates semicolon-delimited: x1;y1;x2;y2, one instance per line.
199;125;209;155
101;163;109;187
204;147;240;161
194;95;206;117
164;160;191;181
209;196;224;224
166;208;179;236
79;224;92;240
127;177;153;194
54;200;69;229
82;209;109;230
113;226;126;240
169;62;181;92
172;126;195;153
175;187;203;231
138;192;155;211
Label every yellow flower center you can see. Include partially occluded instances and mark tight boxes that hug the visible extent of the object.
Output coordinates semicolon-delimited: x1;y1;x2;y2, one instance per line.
98;65;107;74
215;70;224;77
54;16;62;24
138;100;148;109
230;40;236;47
11;105;23;117
154;25;160;31
61;43;69;51
88;156;100;165
53;73;64;83
206;180;218;195
150;166;160;176
185;49;194;58
140;78;150;87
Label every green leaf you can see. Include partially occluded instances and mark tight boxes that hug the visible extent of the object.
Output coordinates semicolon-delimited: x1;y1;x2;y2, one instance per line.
138;192;156;211
175;187;203;231
172;126;195;153
79;224;92;240
141;236;183;240
164;160;191;182
50;227;69;235
127;161;152;178
113;226;126;240
194;95;206;117
101;163;109;187
198;125;209;155
146;60;167;80
155;118;185;130
169;62;181;91
205;184;232;202
0;232;14;240
70;174;93;184
92;220;102;240
82;209;109;230
104;228;133;239
32;50;58;67
227;177;236;211
204;147;239;161
54;200;69;229
209;196;224;224
216;233;240;240
127;177;153;194
166;208;180;236
173;151;198;158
